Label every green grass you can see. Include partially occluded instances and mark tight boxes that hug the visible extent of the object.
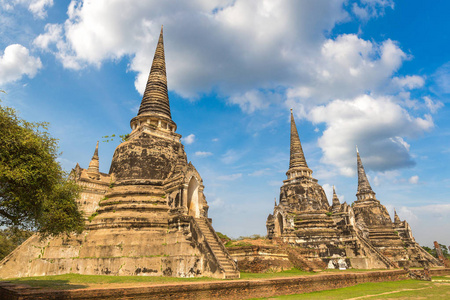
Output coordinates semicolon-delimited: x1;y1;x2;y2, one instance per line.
5;271;450;294
5;268;313;290
252;278;450;299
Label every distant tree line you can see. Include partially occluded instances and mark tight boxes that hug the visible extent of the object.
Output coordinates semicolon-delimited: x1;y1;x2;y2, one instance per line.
422;244;450;259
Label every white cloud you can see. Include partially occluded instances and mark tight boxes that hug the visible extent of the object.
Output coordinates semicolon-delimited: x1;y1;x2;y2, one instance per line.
0;44;42;84
322;183;333;204
29;1;441;178
228;89;281;113
212;138;219;142
308;94;434;175
396;204;450;246
221;149;244;164
432;61;450;95
287;35;409;104
34;23;63;49
217;173;242;181
423;96;444;114
33;1;350;99
195;151;213;157
209;197;224;208
392;75;425;90
181;133;195;145
248;168;270;177
7;0;54;19
32;1;427;116
352;0;394;20
408;175;419;184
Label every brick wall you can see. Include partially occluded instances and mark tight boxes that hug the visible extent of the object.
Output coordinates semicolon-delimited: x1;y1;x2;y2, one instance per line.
1;269;449;300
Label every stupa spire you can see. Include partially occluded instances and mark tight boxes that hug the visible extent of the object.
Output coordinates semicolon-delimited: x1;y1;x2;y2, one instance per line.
394;209;401;224
87;141;100;180
356;147;376;201
289;109;309;170
138;25;171;119
285;109;312;180
332;185;340;207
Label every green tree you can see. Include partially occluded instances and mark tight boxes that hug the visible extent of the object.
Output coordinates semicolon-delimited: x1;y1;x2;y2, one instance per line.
0;103;84;237
0;228;33;260
422;246;436;257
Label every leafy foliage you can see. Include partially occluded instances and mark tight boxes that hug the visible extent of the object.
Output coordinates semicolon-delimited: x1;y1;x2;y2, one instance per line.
422;244;450;258
102;133;129;143
0;228;33;260
216;231;231;241
0;103;84;237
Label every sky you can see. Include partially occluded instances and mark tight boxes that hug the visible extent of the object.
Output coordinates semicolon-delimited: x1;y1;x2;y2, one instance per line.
1;0;449;247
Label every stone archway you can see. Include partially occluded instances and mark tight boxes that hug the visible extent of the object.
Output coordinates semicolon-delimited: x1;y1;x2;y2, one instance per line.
275;213;284;236
187;176;200;218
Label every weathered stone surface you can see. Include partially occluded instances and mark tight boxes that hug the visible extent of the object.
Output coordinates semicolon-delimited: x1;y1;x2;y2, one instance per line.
109;132;180;181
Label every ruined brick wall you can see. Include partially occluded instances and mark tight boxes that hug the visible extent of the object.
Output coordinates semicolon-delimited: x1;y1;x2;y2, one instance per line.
0;269;423;300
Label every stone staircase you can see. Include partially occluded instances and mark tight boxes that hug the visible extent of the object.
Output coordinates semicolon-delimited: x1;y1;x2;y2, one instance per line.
357;233;398;269
416;244;443;266
195;218;240;279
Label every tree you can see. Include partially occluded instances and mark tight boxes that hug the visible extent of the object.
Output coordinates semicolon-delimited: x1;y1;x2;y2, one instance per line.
0;103;84;237
422;246;436;257
0;228;33;260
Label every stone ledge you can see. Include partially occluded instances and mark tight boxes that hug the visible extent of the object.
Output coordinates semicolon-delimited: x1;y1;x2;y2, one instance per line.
2;269;448;300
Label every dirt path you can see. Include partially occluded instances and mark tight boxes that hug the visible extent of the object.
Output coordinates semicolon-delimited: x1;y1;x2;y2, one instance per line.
346;286;432;299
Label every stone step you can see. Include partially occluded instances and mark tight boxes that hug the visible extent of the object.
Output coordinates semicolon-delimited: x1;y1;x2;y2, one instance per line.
196;218;238;276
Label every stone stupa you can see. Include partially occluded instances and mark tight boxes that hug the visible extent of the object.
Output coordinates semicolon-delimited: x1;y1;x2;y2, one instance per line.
266;110;440;269
0;26;239;279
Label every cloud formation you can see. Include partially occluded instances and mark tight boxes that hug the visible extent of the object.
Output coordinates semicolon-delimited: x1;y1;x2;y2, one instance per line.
34;0;350;97
0;44;42;84
217;173;243;181
30;0;440;176
307;95;434;175
181;134;195;145
195;151;213;157
408;175;419;184
2;0;54;19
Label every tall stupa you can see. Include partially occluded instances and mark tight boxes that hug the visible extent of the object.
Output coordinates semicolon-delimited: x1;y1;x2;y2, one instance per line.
266;110;440;269
0;27;239;279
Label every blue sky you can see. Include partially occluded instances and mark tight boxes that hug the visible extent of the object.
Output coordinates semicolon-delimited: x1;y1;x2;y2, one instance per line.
1;0;449;247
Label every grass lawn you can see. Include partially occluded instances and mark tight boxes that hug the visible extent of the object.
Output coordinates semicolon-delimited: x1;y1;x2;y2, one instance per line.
253;276;450;299
3;270;449;295
4;268;323;290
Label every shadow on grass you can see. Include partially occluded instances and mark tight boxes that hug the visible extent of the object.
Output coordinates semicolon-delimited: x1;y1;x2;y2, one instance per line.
5;279;88;290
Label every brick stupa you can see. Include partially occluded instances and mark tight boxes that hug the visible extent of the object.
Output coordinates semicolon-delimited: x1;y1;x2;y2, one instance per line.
0;27;239;279
266;111;440;269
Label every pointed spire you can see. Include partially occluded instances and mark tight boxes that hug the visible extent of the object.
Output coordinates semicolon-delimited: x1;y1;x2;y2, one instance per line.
332;186;340;207
274;198;277;207
87;141;100;180
356;148;376;200
394;209;401;224
289;109;309;170
93;140;99;159
138;25;171;119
